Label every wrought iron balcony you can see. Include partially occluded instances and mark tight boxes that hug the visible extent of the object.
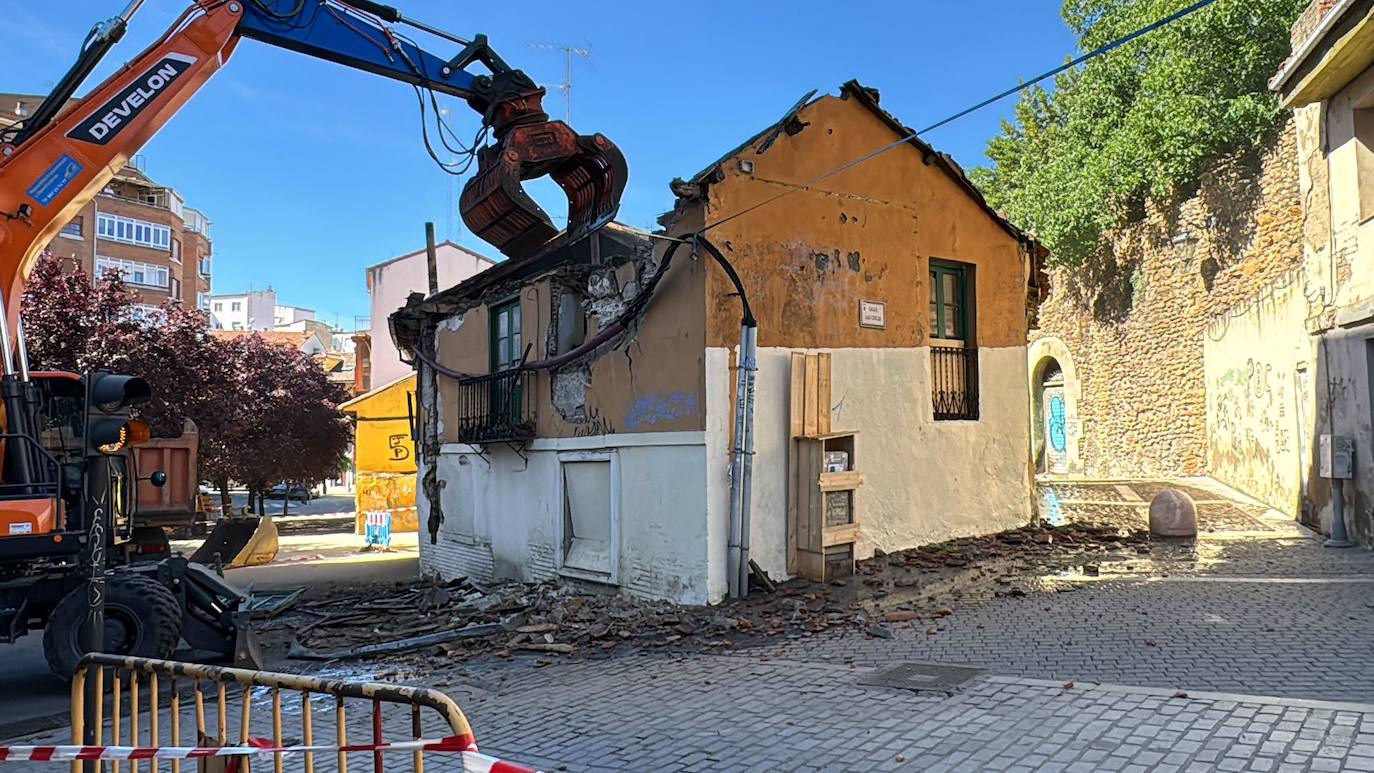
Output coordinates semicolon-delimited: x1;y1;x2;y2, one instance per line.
455;368;535;444
931;345;979;421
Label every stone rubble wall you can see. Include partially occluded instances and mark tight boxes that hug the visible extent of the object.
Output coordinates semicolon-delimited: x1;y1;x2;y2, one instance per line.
1031;121;1305;480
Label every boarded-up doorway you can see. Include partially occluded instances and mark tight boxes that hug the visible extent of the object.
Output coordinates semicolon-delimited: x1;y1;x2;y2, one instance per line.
557;451;619;583
1039;360;1067;474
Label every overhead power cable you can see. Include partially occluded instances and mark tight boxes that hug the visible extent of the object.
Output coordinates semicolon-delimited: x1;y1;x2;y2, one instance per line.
695;0;1222;236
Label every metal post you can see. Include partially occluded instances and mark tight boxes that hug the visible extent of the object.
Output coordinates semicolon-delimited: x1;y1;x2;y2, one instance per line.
15;315;30;381
0;293;34;486
1327;479;1355;548
81;458;111;772
425;222;439;296
725;324;750;599
735;324;758;597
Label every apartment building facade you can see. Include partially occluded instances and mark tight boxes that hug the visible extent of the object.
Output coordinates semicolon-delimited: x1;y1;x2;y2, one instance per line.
1;94;213;321
208;288;315;331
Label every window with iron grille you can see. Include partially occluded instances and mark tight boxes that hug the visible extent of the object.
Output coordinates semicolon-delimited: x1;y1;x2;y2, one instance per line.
929;259;978;420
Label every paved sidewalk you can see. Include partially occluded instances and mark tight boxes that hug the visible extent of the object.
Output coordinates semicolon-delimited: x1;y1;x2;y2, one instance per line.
448;654;1374;772
11;477;1374;771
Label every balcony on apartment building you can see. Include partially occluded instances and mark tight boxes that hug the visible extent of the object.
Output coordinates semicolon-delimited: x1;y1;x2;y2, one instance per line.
183;208;212;238
103;174;185;220
96;213;173;251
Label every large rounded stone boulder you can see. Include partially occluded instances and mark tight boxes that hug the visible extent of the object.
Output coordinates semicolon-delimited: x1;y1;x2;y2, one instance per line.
1149;489;1198;538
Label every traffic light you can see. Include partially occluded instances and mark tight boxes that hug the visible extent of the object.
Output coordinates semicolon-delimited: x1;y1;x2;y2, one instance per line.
83;372;151;455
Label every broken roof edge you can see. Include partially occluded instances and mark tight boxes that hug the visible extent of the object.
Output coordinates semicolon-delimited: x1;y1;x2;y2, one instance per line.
673;80;1047;259
393;221;656;318
389;221;658;362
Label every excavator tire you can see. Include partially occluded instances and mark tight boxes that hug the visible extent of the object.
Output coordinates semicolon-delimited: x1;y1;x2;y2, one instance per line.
42;572;183;679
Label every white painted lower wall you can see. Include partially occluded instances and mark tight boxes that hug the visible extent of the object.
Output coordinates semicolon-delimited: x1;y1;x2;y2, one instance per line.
705;346;1034;592
420;345;1032;606
417;432;713;604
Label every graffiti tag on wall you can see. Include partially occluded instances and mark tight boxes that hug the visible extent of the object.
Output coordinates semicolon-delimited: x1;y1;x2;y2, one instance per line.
626;391;700;430
1208;356;1297;510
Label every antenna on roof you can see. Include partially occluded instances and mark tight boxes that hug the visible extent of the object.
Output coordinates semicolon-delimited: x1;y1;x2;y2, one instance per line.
528;42;592;124
439;107;463;242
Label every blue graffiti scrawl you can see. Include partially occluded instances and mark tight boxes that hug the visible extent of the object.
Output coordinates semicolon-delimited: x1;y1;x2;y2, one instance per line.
1048;394;1067;452
1040;489;1065;526
626;391;700;430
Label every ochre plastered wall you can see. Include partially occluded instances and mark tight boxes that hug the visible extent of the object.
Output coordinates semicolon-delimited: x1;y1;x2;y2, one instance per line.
432;240;708;443
342;374;419;532
696;94;1035;350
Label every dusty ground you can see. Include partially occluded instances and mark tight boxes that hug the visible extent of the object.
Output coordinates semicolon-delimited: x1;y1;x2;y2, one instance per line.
255;518;1159;673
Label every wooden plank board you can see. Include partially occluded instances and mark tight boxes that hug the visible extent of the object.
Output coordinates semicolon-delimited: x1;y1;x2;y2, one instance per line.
789;352;806;439
796;550;825;582
786;439;800;575
805;442;822;562
818;470;864;492
817;352;832;436
822;522;860;548
802;354;819;438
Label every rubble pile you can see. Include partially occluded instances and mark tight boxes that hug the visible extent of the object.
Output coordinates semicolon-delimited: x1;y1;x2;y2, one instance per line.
272;520;1153;664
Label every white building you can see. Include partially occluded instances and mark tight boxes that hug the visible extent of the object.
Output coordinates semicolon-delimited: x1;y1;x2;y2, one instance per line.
209;289;275;331
274;303;316;328
366;241;495;387
209;288;315;332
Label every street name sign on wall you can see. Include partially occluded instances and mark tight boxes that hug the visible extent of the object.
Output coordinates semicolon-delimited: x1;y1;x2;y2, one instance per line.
859;300;886;329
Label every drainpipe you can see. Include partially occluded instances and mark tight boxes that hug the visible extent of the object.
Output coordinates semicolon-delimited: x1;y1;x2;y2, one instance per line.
733;322;759;599
686;235;756;602
726;324;749;599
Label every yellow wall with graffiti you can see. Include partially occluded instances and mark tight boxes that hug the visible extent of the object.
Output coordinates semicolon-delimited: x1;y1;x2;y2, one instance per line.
1203;277;1313;513
340;374;419;532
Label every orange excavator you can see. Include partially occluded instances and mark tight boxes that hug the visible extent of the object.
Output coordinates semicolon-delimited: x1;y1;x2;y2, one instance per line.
0;0;627;676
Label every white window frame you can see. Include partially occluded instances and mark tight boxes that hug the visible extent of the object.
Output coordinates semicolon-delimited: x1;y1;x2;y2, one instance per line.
96;255;169;288
553;450;620;585
96;256;169;288
128;304;162;325
96;213;172;250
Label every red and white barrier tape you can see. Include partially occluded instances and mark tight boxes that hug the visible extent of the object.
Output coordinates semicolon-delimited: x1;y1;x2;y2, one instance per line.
0;735;538;772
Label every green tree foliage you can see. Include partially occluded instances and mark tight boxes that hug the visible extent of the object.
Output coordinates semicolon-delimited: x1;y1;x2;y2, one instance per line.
970;0;1306;267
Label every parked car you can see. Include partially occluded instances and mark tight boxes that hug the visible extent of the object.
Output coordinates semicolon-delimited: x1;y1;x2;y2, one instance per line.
267;483;311;503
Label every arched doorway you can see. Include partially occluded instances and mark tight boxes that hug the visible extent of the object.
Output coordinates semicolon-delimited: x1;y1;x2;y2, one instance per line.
1028;337;1080;476
1038;359;1068;474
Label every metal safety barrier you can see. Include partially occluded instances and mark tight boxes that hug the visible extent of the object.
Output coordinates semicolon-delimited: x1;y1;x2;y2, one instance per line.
66;654;521;773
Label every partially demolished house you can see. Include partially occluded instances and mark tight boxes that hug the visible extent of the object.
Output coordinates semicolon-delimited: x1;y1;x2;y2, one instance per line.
393;81;1047;604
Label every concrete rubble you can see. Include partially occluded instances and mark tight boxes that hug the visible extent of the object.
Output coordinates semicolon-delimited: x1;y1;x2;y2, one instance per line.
261;518;1157;667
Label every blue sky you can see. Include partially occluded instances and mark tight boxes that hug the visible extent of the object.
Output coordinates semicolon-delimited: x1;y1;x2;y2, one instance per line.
0;1;1075;327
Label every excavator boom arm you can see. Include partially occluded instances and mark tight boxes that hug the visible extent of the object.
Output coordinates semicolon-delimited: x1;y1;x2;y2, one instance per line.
0;0;626;327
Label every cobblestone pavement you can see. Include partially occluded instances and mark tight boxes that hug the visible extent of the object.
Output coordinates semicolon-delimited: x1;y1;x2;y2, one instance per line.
738;506;1374;702
12;478;1374;771
448;656;1374;772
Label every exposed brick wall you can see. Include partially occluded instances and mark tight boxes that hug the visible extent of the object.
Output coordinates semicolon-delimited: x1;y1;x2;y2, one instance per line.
1031;121;1304;479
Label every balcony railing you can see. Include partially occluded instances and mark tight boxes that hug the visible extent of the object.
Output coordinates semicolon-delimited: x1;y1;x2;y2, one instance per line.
931;345;979;421
454;368;535;444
